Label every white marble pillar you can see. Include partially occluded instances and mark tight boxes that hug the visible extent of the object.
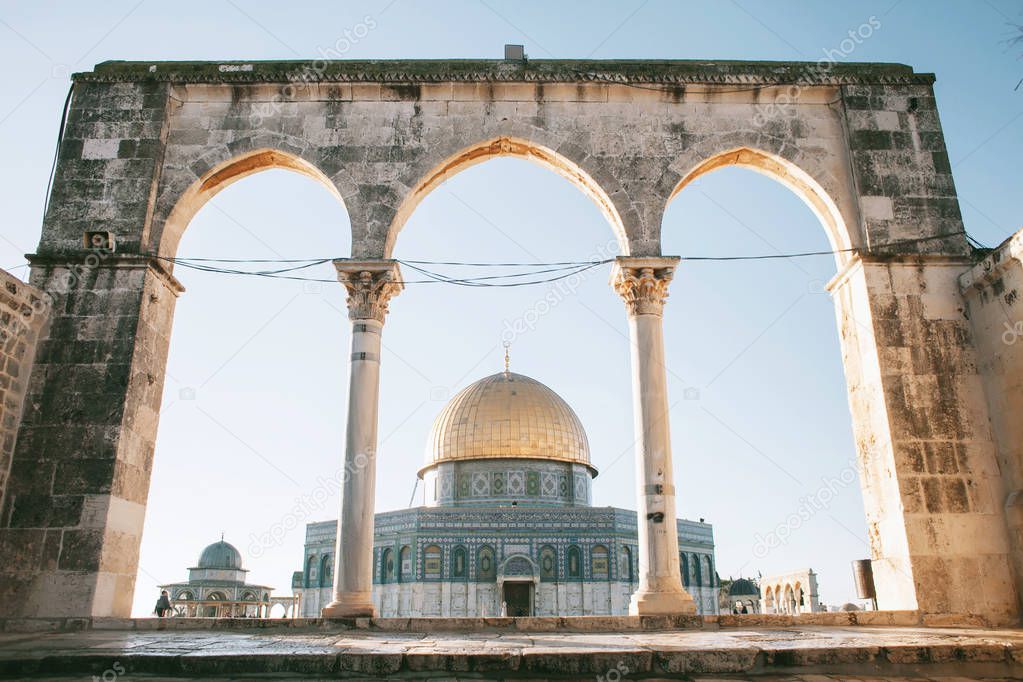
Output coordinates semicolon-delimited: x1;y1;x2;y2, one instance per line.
610;256;696;616
322;260;402;618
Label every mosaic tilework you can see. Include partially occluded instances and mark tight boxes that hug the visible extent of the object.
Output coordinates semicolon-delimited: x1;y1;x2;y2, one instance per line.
508;471;525;495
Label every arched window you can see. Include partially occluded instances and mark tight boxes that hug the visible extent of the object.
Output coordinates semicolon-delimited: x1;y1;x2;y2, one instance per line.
478;545;496;581
591;545;609;579
702;555;713;588
241;591;256;601
382;548;395;583
567;545;581;578
424;545;442;579
319;554;333;588
399;546;412;582
539;545;557;580
620;546;634;582
693;554;703;587
305;555;316;588
452;546;467;578
207;591;225;601
680;553;690;587
176;590;193;601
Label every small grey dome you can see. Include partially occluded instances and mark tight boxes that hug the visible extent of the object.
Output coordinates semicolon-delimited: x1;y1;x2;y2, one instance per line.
198;540;243;570
728;578;759;596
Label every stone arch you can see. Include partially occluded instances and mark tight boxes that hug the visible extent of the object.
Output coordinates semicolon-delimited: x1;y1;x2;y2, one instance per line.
153;145;351;258
566;545;582;579
664;146;855;267
319;554;333;588
383;136;631;258
539;545;557;581
423;544;442;579
478;545;497;581
590;544;609;580
381;547;396;583
621;545;634;582
304;555;316;589
398;545;412;582
783;583;796;614
451;545;468;579
499;554;537;579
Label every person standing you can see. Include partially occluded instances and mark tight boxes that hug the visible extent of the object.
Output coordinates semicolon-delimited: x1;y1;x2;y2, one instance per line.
154;590;173;617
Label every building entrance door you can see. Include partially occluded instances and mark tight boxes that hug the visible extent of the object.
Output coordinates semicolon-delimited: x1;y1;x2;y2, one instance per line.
503;582;532;616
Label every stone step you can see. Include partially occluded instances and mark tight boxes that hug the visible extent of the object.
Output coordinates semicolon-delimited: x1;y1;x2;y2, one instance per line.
1;625;1022;679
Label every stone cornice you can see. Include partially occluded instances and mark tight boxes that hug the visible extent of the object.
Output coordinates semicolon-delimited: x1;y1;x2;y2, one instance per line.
72;59;934;86
26;252;186;295
958;228;1023;295
827;252;975;295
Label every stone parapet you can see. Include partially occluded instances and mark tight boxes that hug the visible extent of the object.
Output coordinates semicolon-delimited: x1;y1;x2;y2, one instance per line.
0;621;1020;679
0;610;996;633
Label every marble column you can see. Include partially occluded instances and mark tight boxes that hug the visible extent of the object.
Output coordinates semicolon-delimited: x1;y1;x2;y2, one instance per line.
322;260;403;618
610;256;696;616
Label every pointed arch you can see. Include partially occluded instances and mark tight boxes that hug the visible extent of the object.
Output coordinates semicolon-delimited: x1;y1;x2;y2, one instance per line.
319;554;333;588
667;146;855;267
385;136;630;257
155;147;349;258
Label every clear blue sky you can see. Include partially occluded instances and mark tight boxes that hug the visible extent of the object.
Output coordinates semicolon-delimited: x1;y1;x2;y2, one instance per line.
0;1;1019;616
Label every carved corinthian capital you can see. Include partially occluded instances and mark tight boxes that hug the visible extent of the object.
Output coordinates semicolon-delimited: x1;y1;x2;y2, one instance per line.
610;256;681;317
333;259;404;323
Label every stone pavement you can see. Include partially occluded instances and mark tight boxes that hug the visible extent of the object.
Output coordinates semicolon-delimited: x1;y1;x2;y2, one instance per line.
2;624;1023;679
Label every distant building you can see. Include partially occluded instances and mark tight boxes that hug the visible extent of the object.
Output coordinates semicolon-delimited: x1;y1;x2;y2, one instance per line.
160;539;296;617
761;569;822;614
295;368;719;617
721;577;761;614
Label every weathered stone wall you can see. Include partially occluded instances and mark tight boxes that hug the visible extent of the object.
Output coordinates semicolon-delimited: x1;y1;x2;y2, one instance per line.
960;227;1023;614
3;59;1016;622
0;261;180;617
830;256;1015;622
839;84;963;249
0;269;49;513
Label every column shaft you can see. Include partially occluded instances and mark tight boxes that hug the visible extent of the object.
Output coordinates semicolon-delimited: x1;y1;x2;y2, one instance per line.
322;261;402;618
611;257;695;616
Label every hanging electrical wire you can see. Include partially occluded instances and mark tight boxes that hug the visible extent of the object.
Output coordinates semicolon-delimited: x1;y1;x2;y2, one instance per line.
151;229;979;287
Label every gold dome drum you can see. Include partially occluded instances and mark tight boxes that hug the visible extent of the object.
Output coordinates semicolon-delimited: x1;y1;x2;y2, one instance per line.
422;371;595;477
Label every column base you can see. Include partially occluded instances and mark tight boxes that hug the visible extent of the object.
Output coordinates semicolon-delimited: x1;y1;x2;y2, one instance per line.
629;589;697;616
321;594;376;618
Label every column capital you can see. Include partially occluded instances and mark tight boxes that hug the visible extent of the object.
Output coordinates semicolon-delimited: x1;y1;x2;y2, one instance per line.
333;259;403;323
610;256;681;317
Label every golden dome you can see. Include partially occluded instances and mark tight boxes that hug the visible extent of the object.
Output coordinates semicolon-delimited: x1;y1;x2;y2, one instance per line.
422;371;594;475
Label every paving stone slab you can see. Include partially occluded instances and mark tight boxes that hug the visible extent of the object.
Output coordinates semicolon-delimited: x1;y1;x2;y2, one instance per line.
1;625;1023;679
